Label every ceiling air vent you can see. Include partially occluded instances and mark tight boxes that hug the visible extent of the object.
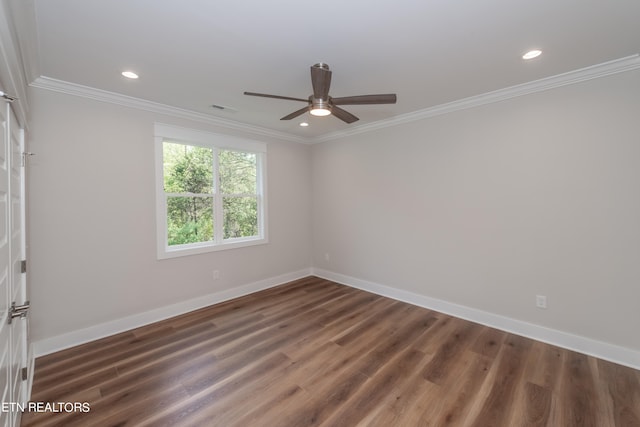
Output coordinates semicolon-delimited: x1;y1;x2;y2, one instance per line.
210;104;237;112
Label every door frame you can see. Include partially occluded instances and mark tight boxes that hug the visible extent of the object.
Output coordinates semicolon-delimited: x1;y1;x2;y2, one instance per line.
0;96;31;427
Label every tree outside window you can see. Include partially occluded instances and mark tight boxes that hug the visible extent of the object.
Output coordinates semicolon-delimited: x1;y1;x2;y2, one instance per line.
155;124;266;259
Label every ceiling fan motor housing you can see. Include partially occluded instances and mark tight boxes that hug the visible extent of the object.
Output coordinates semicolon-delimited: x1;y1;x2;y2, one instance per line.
310;95;331;111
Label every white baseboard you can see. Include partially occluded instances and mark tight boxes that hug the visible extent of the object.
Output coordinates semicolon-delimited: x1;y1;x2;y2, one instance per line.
32;266;640;370
311;268;640;370
32;268;312;357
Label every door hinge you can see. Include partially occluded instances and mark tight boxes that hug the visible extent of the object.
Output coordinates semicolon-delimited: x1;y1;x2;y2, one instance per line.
0;91;17;102
8;300;30;324
21;259;27;273
21;152;35;167
21;367;28;381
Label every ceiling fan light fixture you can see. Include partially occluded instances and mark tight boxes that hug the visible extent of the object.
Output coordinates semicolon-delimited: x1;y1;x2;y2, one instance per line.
310;107;331;117
310;98;331;116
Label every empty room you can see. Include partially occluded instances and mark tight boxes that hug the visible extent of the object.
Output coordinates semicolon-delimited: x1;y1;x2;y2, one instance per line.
1;0;639;426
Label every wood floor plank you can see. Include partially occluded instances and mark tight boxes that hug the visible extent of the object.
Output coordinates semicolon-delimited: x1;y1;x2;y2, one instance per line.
561;352;603;427
596;358;640;427
421;318;484;385
23;276;640;427
432;350;493;426
30;366;119;403
525;381;553;425
281;295;396;361
410;314;466;355
354;308;438;378
275;369;369;427
60;379;190;427
466;334;533;426
299;331;386;392
470;326;507;359
359;379;439;427
222;342;353;426
32;331;137;376
320;346;430;427
332;299;405;347
350;350;439;427
135;352;294;427
229;385;310;427
33;321;218;391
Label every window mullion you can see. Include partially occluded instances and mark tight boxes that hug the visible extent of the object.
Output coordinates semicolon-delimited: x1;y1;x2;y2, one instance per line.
213;147;224;243
220;193;256;198
256;153;265;239
163;192;169;249
165;192;213;198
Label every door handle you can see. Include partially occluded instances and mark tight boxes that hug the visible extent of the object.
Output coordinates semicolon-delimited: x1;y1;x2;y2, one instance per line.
8;300;30;324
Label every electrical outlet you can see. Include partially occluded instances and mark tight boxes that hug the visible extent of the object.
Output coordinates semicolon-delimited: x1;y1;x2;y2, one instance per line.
536;295;547;309
324;253;330;262
213;270;220;280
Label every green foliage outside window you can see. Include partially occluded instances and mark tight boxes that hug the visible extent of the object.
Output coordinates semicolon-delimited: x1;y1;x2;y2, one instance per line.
163;142;259;246
219;150;258;239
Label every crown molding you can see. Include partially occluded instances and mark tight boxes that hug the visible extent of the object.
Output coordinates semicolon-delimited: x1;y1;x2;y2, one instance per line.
312;54;640;143
29;76;308;144
30;54;639;145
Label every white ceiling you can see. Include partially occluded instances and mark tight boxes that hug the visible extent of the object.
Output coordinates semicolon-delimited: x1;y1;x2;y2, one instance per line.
17;0;640;139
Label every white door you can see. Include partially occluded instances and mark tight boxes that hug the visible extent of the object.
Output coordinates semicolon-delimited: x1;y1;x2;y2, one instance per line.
0;98;29;427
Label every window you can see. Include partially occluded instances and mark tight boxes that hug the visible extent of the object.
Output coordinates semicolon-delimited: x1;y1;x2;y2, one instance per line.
155;124;267;258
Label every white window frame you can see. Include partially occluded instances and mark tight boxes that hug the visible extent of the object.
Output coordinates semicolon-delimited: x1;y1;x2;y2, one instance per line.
154;123;267;259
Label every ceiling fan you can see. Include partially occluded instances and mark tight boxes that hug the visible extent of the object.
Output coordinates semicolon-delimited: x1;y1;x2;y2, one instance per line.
244;63;397;124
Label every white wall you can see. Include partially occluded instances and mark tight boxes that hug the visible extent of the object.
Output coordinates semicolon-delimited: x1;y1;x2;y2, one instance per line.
25;68;640;367
27;87;312;345
312;69;640;354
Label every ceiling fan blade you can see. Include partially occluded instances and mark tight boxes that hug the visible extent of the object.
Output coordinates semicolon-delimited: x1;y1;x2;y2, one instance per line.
244;92;308;103
311;63;332;100
331;94;397;105
331;106;359;124
280;106;309;120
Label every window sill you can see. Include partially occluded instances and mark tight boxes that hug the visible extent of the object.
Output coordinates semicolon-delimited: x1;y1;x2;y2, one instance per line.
157;236;268;260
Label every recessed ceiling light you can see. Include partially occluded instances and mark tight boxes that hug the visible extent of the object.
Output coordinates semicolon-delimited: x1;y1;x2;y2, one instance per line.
299;122;309;127
522;50;542;60
121;71;139;79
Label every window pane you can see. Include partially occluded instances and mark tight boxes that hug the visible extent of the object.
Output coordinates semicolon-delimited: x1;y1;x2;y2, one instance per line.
163;142;214;194
223;196;258;239
219;150;257;194
167;196;214;245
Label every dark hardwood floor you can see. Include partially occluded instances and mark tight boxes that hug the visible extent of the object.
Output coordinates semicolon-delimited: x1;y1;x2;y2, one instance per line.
22;276;640;426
